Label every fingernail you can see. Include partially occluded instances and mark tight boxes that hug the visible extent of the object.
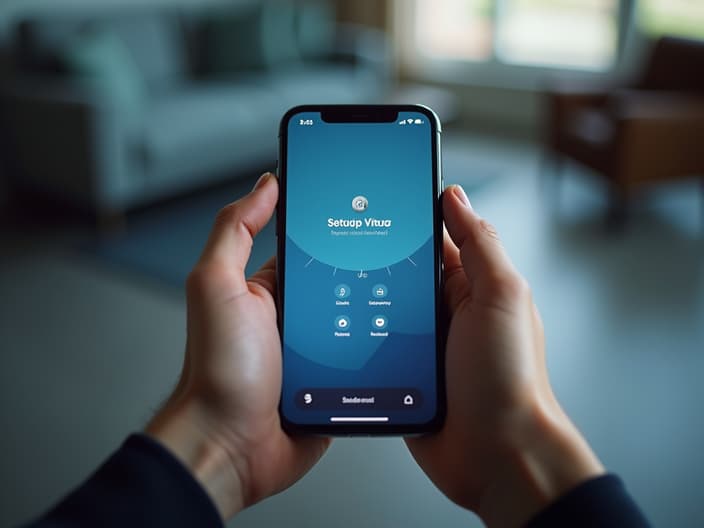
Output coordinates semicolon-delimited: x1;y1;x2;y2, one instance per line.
453;185;472;209
253;172;273;191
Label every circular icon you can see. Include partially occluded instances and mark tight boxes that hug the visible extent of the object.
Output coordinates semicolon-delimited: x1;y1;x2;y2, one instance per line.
334;283;351;299
335;315;351;330
371;284;388;298
371;315;388;330
351;195;368;212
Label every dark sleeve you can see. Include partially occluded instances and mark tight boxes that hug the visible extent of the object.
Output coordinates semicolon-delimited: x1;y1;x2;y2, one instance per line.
26;434;223;528
525;474;651;528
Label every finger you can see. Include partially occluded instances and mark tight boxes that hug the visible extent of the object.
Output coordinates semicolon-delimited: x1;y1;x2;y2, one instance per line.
442;185;522;306
199;172;278;276
248;256;277;298
532;302;544;353
256;255;276;273
442;227;462;273
443;229;470;314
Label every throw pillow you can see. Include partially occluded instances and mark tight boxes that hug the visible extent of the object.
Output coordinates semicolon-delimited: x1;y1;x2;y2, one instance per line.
61;24;147;116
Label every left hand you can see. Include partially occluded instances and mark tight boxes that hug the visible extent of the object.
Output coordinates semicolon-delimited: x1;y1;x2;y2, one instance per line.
147;172;331;520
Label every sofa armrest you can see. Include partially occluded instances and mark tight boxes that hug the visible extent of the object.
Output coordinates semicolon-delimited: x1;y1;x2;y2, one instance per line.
1;77;137;212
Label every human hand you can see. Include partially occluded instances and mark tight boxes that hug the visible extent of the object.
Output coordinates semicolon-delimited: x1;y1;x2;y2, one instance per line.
406;185;604;527
146;173;330;520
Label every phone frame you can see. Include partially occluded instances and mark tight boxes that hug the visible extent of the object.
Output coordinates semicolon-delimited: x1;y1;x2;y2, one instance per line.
276;104;445;435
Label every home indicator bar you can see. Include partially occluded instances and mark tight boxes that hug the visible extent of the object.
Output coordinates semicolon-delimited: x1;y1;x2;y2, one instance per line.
330;417;389;423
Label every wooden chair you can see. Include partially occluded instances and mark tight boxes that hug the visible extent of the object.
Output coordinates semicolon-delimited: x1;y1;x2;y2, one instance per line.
543;36;704;226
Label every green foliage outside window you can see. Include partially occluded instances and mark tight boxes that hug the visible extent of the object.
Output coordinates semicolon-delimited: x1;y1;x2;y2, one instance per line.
637;0;704;39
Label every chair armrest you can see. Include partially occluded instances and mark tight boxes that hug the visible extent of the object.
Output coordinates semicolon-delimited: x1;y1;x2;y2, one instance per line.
548;90;610;109
0;77;135;211
542;80;613;148
610;90;704;121
542;78;614;106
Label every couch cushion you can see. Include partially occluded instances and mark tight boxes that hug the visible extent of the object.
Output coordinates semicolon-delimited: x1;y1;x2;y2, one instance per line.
141;83;280;183
16;16;98;73
15;11;186;93
61;25;147;116
107;13;186;93
199;5;270;74
295;1;336;61
140;63;382;185
198;2;304;76
260;1;301;66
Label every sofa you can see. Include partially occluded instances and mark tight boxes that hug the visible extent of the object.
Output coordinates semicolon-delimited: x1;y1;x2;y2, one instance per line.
0;1;390;218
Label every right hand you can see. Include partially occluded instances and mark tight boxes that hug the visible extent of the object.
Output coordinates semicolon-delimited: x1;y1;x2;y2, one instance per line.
406;185;604;527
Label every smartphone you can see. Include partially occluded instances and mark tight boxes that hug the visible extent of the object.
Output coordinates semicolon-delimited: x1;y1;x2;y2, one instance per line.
277;105;445;435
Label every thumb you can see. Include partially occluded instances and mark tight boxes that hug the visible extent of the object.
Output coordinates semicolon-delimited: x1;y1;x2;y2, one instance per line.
443;185;523;307
198;172;278;281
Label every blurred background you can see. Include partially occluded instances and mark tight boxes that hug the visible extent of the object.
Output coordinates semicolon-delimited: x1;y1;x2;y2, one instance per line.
1;0;703;526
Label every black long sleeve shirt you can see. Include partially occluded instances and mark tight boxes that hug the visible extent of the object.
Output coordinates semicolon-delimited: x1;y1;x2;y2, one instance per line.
27;434;650;527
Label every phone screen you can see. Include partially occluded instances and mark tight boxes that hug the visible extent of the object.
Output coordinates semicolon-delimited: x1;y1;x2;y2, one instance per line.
278;106;444;433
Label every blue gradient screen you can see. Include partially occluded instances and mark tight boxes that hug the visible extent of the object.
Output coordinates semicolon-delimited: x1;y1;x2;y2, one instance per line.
281;110;440;426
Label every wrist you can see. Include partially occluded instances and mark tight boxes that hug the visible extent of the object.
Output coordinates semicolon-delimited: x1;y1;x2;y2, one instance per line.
146;397;247;520
478;401;605;528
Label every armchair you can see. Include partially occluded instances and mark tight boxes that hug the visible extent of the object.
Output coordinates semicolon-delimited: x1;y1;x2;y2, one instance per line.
544;36;704;224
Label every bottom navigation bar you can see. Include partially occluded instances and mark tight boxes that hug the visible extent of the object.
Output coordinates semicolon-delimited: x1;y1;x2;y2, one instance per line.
295;388;423;410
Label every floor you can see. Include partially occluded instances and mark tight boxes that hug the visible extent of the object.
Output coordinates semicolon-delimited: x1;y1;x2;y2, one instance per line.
1;132;703;527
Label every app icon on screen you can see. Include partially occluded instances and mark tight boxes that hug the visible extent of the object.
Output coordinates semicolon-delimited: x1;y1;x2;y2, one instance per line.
372;284;388;298
371;315;388;330
352;195;368;212
334;284;351;299
335;315;351;330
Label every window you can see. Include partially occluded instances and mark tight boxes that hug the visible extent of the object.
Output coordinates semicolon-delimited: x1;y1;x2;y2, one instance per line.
637;0;704;40
411;0;619;71
415;0;494;61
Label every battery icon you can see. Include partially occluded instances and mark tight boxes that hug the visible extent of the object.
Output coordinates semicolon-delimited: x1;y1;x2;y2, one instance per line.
414;118;423;124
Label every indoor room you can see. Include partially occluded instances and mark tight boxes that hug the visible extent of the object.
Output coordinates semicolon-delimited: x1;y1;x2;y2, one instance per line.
1;0;703;526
